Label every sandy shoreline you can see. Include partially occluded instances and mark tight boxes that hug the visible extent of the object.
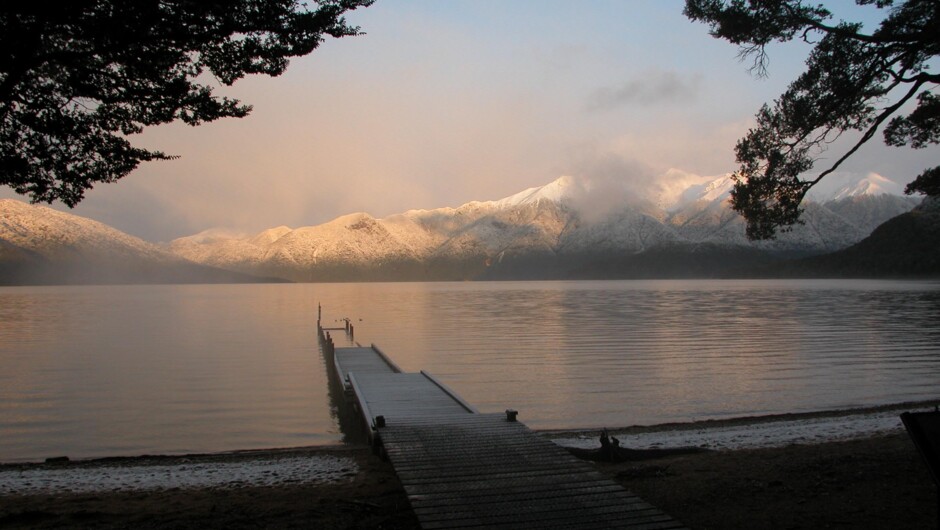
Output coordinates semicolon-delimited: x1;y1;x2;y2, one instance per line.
2;401;937;529
550;400;940;450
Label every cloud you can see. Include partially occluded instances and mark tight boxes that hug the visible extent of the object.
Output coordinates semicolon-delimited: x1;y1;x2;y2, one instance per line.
557;152;658;222
586;71;703;112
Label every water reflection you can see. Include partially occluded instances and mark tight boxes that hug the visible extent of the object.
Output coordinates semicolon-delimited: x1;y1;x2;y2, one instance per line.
1;280;938;462
0;285;335;461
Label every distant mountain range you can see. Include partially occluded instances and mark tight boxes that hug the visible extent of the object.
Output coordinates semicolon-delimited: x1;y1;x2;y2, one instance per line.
0;199;282;285
1;171;932;285
169;171;922;281
771;197;940;278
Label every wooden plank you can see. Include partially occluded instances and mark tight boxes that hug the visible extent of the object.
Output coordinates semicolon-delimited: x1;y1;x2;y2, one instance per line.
420;370;479;413
410;495;648;515
417;506;676;529
352;372;477;426
411;493;650;517
334;350;400;390
416;508;673;528
403;479;626;498
385;444;581;461
378;415;687;529
407;485;630;506
346;371;378;440
370;343;404;372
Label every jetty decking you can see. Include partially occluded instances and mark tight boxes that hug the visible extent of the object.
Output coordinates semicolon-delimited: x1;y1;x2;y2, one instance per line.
320;318;686;530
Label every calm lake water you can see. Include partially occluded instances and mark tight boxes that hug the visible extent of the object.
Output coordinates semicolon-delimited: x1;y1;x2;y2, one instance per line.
1;280;939;462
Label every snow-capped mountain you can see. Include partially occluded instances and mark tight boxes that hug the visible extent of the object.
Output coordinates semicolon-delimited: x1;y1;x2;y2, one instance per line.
169;172;921;281
807;172;906;202
0;199;275;284
2;171;920;284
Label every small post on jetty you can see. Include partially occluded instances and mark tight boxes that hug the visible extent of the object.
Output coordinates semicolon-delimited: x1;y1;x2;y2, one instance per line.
321;331;334;357
340;317;355;340
316;303;325;347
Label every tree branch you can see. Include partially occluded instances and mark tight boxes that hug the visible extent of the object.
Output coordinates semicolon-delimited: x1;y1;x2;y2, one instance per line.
808;79;926;186
783;3;927;45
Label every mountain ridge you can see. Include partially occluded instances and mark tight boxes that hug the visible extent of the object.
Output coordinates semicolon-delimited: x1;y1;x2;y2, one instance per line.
1;172;928;284
0;199;285;285
168;172;923;282
769;197;940;278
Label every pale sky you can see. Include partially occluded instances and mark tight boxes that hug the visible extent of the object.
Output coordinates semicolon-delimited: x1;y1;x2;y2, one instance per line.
3;0;938;241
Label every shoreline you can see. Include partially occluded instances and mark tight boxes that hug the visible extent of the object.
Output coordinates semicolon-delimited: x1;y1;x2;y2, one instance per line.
0;400;935;496
1;435;935;529
1;402;937;529
0;396;940;462
4;399;935;469
550;399;939;451
546;398;940;435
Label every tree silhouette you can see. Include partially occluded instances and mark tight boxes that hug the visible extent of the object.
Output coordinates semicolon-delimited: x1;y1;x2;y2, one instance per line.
685;0;939;239
0;1;372;206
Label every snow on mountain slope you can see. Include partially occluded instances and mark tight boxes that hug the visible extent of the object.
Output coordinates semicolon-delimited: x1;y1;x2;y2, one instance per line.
169;228;270;270
807;172;905;202
1;199;175;262
434;199;569;259
656;170;730;211
667;175;735;211
1;169;914;283
265;212;436;266
664;171;907;212
0;199;270;284
1;168;918;284
165;171;921;281
560;210;682;254
493;175;580;208
249;226;292;246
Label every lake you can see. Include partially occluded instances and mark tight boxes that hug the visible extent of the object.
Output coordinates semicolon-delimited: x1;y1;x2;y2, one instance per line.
1;280;938;462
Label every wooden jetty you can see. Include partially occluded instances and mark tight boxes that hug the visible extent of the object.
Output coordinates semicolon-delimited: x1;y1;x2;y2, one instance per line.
319;314;686;530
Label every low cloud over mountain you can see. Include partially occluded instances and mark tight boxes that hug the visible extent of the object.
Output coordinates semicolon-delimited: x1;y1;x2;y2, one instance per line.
169;172;922;282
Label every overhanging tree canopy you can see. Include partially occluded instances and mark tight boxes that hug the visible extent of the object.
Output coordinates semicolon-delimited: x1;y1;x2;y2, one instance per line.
0;0;372;207
685;0;939;239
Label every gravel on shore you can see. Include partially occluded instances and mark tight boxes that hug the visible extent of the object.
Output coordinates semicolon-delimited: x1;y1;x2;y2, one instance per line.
1;402;937;529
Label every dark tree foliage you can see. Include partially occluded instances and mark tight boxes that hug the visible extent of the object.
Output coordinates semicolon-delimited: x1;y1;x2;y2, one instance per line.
0;0;372;206
685;0;940;239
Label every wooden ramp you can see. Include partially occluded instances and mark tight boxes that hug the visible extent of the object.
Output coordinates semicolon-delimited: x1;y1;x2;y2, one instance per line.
380;414;684;530
323;325;686;529
350;371;478;425
334;344;402;385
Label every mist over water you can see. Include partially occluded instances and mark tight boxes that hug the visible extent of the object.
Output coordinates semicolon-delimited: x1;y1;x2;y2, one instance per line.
1;280;938;462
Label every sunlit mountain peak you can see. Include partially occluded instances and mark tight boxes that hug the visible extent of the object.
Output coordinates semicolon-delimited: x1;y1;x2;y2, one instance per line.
807;172;906;202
